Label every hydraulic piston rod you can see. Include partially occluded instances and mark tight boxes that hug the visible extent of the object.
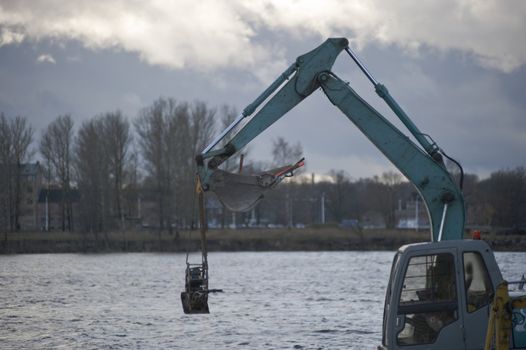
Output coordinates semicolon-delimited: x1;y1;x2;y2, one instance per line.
345;47;442;161
201;63;297;156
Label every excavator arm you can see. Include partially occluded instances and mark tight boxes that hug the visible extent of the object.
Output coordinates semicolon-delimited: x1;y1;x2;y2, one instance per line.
197;37;465;242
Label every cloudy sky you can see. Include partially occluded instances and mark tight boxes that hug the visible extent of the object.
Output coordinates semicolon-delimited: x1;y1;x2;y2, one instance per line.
1;0;525;179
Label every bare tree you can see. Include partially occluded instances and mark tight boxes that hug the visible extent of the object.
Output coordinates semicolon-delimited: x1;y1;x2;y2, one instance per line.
40;115;74;231
136;100;165;230
123;143;141;222
75;112;132;235
135;98;179;232
271;137;303;167
102;111;132;229
189;101;216;159
135;98;216;234
0;114;34;233
0;114;10;233
75;118;107;234
173;101;216;230
10;116;34;231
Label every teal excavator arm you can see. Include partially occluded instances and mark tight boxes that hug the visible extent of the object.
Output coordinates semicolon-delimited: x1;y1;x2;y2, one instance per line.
196;37;465;242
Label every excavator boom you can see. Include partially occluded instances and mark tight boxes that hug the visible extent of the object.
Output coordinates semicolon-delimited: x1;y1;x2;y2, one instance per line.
197;37;465;242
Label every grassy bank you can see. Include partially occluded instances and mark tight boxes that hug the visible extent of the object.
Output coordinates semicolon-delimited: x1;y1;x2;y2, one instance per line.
1;228;525;254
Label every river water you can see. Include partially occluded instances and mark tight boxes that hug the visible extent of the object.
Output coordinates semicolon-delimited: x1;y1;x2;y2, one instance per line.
1;251;525;349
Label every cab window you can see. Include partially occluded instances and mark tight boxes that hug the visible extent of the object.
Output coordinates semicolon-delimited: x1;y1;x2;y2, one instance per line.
397;253;458;346
463;252;493;313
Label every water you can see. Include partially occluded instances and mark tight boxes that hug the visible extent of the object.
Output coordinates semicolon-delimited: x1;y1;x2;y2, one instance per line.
1;251;525;349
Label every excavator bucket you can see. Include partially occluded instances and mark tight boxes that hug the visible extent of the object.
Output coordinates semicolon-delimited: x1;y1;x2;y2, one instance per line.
209;158;305;212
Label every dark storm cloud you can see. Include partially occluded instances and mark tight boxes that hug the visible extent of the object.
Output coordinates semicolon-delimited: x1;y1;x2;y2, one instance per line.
0;1;525;177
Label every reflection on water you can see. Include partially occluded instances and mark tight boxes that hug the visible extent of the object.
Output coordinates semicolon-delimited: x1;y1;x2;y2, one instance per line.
1;251;524;349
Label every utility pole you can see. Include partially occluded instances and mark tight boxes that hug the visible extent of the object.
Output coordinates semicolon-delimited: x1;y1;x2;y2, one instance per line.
45;192;49;231
137;195;142;220
46;165;51;231
321;192;326;224
286;188;292;229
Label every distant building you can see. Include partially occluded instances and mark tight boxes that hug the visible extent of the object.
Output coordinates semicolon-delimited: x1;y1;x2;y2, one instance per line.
136;191;158;229
0;162;43;231
18;162;44;230
395;196;430;229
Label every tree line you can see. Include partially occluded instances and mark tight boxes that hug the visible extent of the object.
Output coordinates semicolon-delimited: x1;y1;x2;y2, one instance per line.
1;99;218;234
0;99;525;234
259;168;526;232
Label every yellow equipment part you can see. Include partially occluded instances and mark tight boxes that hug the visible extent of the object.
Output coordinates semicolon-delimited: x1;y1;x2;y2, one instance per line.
485;281;526;350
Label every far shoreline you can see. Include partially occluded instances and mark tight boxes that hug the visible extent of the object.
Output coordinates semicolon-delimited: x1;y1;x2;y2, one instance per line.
1;228;525;254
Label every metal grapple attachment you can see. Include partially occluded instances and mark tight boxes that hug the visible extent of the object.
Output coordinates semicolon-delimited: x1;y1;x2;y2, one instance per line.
181;263;209;314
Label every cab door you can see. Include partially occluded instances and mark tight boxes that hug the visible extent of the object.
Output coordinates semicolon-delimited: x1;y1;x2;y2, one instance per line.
391;250;466;349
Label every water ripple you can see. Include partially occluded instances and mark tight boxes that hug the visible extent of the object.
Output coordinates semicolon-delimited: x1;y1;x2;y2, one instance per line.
1;251;524;349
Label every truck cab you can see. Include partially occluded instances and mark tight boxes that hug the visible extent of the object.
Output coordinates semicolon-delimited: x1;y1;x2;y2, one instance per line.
380;240;504;350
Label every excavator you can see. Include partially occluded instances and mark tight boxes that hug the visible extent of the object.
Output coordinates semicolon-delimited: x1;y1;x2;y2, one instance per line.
190;38;526;349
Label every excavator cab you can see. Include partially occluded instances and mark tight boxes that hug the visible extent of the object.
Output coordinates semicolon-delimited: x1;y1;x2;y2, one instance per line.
379;240;504;350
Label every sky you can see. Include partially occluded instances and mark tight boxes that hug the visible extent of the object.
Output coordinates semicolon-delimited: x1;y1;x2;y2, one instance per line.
0;0;525;179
